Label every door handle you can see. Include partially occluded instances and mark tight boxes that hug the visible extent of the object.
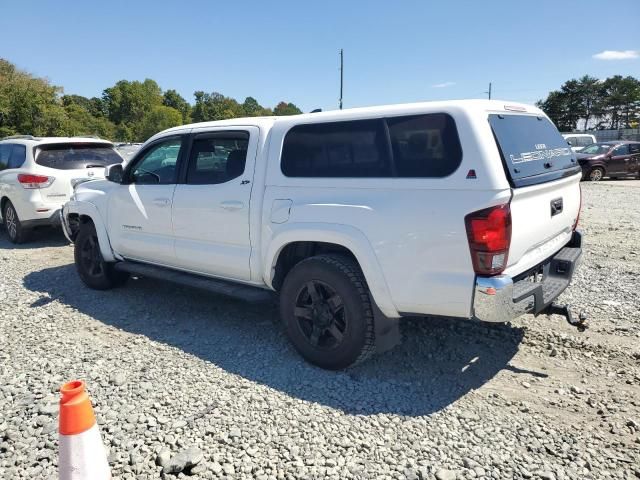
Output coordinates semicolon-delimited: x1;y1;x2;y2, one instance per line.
153;198;170;207
220;200;244;211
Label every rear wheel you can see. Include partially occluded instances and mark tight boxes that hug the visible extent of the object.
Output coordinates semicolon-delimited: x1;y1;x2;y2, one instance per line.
74;222;128;289
2;201;29;244
279;254;375;370
588;167;604;182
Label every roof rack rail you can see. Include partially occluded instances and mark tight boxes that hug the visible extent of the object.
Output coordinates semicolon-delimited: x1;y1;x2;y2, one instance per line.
1;134;39;141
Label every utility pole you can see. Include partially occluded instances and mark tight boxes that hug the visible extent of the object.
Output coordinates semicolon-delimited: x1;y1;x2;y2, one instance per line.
339;49;344;110
485;82;492;100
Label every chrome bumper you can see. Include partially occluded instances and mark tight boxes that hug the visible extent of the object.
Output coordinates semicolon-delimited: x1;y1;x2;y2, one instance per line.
473;275;516;323
59;207;74;243
473;231;583;323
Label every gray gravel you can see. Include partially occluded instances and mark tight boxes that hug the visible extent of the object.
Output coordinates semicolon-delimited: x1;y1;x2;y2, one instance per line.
1;182;639;479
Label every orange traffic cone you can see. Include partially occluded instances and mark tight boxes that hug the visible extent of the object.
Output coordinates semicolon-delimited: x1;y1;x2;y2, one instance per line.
58;380;111;480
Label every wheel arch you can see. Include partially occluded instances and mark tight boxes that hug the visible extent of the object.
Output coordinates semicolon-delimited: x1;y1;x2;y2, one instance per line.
64;201;115;262
264;223;399;318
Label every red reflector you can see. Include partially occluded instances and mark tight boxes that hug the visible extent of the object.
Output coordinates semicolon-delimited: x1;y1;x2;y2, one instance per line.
573;184;582;231
465;204;512;275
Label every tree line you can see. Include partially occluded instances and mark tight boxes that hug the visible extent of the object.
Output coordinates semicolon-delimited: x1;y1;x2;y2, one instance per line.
536;75;640;132
0;58;302;142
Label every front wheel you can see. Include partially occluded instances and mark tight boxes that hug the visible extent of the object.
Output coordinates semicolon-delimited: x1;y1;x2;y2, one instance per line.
74;222;128;290
588;167;604;182
279;254;376;370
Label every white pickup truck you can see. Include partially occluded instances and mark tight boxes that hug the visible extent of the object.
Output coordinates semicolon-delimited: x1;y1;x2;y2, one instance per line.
62;100;584;369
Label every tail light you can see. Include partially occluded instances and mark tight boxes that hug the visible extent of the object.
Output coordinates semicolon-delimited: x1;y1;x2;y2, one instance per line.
17;174;54;189
573;184;582;231
465;203;512;275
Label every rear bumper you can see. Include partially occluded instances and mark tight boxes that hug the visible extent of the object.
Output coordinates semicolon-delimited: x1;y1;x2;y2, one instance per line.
473;230;582;323
21;209;62;228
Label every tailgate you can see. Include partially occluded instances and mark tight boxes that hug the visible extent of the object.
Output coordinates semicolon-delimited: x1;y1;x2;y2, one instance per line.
505;174;581;276
487;112;582;276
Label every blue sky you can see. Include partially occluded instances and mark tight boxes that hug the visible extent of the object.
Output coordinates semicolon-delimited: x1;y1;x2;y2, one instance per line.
1;0;639;112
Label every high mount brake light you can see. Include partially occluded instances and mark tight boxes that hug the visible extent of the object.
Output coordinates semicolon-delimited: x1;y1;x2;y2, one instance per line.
465;203;512;275
17;174;54;189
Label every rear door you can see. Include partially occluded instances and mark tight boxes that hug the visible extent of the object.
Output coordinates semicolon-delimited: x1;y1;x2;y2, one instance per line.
629;143;640;175
608;144;630;175
489;114;582;275
171;127;258;280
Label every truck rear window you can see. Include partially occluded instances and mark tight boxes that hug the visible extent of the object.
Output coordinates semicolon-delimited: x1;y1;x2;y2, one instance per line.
489;114;579;187
36;143;122;170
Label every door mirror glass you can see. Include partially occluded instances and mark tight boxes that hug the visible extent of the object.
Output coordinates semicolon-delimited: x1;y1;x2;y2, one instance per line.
105;163;124;183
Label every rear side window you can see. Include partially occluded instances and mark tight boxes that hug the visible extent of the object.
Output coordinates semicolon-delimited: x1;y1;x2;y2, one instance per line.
630;144;640;154
187;132;249;185
281;119;391;177
387;114;462;177
0;144;11;170
612;144;629;156
8;144;26;168
281;113;462;178
489;114;578;187
36;143;122;170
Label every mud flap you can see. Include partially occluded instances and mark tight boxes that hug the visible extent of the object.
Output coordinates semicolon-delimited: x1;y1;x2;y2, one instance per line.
372;302;402;354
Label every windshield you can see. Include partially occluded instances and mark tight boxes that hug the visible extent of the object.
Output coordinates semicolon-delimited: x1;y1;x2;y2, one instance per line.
579;143;612;155
36;143;122;170
489;114;578;187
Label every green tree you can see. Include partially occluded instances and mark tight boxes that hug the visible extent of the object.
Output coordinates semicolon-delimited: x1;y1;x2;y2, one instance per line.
191;91;243;122
599;75;640;129
273;101;302;116
63;104;116;139
102;79;163;128
163;89;191;123
242;96;265;117
138;105;183;141
0;58;68;136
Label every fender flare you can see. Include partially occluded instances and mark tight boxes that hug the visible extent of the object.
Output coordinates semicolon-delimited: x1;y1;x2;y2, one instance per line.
63;201;116;262
263;223;399;318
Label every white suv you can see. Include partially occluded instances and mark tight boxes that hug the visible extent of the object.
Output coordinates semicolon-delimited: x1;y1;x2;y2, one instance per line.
0;136;123;243
62;100;584;369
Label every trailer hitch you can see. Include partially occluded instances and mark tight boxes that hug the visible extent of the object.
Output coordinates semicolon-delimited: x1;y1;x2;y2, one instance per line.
544;303;588;331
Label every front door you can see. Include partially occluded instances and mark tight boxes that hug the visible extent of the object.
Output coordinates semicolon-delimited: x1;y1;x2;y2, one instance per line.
608;144;630;175
107;136;186;265
172;127;258;281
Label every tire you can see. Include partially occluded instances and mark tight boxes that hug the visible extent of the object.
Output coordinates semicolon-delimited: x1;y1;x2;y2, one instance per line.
74;221;128;290
279;254;376;370
588;167;604;182
2;201;30;244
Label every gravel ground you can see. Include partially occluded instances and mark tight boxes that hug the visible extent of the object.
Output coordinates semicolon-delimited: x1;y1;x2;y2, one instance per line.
1;182;639;480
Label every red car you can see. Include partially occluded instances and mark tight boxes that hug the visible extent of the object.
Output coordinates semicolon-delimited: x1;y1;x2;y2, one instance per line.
576;141;640;181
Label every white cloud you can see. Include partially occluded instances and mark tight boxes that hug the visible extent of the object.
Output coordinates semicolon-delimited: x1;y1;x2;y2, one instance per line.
592;50;639;60
431;81;456;88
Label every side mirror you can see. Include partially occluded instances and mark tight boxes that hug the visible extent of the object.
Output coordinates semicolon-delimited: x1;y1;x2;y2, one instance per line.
105;163;124;183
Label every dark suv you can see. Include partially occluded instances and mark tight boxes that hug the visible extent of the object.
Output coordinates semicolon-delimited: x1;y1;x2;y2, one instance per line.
577;141;640;181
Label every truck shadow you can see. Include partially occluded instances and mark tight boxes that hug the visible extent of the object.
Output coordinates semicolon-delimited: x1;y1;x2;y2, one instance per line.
24;264;531;417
